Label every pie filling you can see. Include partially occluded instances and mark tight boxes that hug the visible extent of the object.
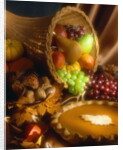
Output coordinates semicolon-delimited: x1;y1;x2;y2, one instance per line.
59;104;118;137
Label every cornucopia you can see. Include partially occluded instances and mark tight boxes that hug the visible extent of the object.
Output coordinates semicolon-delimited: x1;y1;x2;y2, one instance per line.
6;4;118;149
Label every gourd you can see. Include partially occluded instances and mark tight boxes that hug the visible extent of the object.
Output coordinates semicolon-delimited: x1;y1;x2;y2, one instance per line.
6;39;24;62
8;57;34;72
63;61;81;73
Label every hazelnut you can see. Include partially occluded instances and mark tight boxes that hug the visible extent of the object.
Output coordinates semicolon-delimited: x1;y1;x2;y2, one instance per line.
45;86;56;97
35;87;46;101
25;90;35;103
39;76;51;85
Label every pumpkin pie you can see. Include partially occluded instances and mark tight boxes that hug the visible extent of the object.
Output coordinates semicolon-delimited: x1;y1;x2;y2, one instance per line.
51;100;118;144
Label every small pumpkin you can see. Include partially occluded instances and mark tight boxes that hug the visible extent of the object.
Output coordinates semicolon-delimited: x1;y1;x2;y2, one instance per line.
6;39;24;62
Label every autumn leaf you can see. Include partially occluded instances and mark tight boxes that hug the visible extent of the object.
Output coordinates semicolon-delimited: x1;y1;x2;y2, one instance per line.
47;102;61;114
21;135;43;148
37;104;46;116
11;106;38;126
25;107;38;115
12;111;31;126
35;135;43;145
33;83;63;116
21;141;40;148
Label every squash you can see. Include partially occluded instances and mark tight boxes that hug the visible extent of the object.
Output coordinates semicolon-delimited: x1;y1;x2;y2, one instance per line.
5;63;9;73
63;61;81;73
6;39;24;62
8;57;34;72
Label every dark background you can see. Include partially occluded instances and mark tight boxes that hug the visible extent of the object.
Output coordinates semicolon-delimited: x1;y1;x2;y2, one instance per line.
6;1;74;17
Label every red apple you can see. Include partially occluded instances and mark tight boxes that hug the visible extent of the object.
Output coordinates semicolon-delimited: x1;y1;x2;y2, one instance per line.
54;24;67;38
52;51;66;69
24;123;42;142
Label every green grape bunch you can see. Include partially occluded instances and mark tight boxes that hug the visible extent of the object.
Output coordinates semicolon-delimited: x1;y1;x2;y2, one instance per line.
57;69;89;95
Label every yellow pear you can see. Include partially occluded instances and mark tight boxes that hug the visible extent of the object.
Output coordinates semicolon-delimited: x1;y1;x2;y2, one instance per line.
55;35;82;64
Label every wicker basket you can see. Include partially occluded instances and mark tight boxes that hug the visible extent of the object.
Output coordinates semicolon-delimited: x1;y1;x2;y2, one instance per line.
45;6;99;87
6;6;99;88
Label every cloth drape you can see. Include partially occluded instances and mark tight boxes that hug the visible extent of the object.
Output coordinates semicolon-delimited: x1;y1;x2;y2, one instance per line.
75;4;118;66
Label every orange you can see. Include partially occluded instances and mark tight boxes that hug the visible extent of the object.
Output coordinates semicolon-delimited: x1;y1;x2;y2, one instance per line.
79;54;95;69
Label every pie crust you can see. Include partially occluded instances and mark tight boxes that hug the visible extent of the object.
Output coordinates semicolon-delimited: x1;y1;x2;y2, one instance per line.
51;100;118;144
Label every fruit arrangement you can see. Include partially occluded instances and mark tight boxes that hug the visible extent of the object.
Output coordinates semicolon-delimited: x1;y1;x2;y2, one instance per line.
6;6;117;149
51;24;96;95
6;40;118;148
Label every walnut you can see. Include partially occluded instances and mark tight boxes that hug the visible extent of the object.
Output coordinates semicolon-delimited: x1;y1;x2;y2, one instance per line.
23;73;39;90
12;80;25;96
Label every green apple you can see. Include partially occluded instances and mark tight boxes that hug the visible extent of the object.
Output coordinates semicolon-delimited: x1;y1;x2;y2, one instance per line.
78;34;94;54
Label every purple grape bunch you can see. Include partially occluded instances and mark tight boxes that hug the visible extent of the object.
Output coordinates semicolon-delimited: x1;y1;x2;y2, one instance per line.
85;69;118;102
65;25;86;40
